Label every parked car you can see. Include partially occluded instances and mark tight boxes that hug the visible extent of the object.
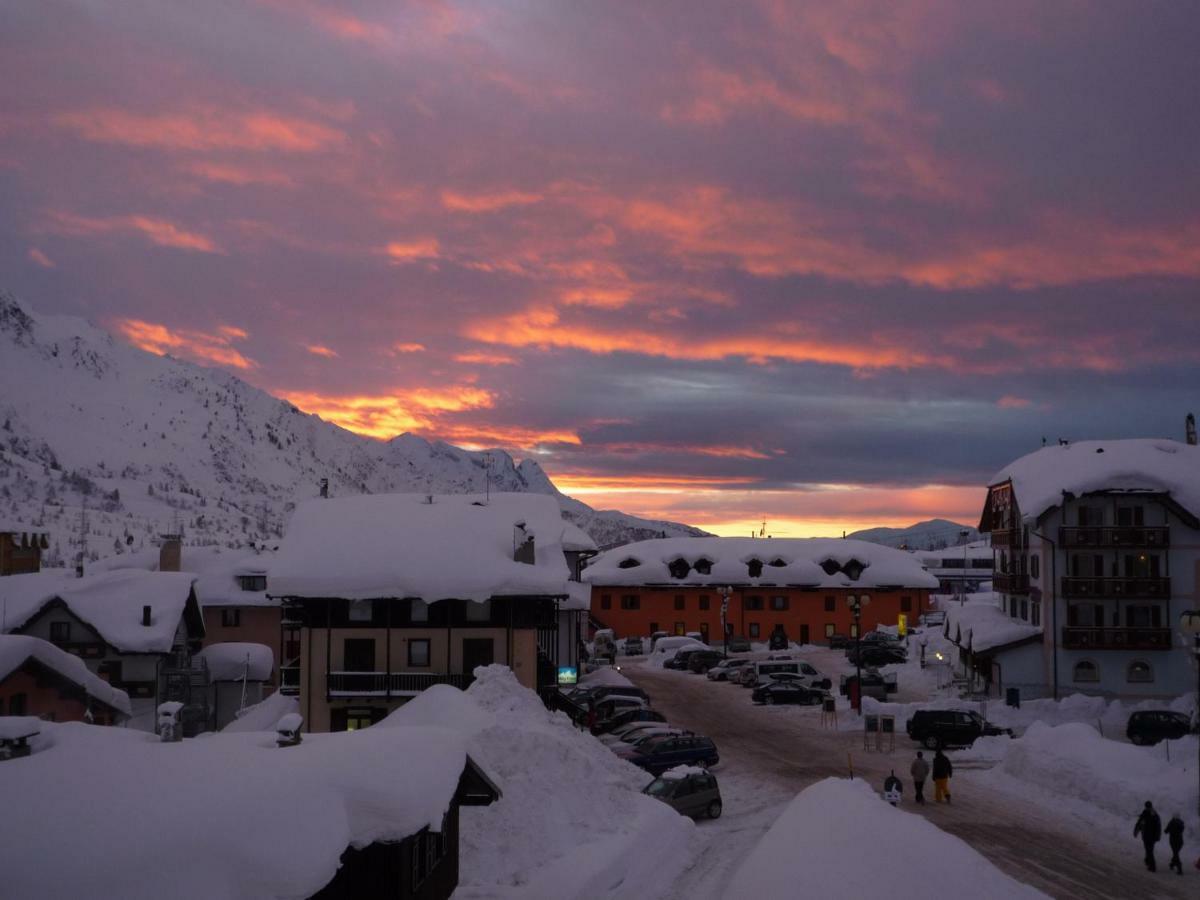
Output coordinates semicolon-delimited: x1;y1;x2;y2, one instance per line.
685;631;707;645
847;645;908;667
905;709;1012;749
593;708;666;736
663;648;705;670
767;626;790;651
593;695;649;723
594;628;618;662
767;662;832;689
1126;710;1194;746
569;685;649;705
649;631;670;651
687;650;726;674
735;664;760;688
643;767;722;819
724;635;752;653
838;669;896;701
706;658;751;681
827;632;851;649
751;681;829;706
625;733;720;774
623;637;645;655
609;726;685;751
600;718;672;744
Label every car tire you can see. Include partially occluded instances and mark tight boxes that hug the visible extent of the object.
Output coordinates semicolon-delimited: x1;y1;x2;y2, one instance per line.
922;735;941;751
706;800;722;819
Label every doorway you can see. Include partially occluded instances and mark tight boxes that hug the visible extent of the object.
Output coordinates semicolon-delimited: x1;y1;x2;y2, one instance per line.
462;637;495;676
799;624;810;645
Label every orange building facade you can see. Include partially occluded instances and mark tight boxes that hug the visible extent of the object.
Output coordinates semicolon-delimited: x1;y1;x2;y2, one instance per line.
589;585;931;645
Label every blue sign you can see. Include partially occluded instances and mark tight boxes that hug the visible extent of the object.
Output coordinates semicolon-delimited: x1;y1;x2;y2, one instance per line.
557;666;578;685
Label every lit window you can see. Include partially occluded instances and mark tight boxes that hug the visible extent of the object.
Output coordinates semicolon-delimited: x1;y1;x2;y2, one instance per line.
1127;660;1153;683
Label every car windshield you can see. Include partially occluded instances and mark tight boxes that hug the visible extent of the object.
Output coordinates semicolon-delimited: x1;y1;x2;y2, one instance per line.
644;778;674;797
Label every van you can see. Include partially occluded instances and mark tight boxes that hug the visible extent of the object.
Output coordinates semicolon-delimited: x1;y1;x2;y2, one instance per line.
748;659;830;689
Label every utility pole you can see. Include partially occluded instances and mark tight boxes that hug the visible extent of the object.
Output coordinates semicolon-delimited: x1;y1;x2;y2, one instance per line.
847;594;870;714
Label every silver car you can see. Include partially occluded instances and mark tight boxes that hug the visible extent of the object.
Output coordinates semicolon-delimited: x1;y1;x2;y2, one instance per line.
643;767;722;819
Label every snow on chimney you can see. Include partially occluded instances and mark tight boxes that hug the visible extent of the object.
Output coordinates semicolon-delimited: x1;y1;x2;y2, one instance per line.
513;522;535;565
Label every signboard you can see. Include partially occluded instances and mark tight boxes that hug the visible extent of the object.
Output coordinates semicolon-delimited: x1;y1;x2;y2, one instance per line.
897;613;908;638
556;666;578;685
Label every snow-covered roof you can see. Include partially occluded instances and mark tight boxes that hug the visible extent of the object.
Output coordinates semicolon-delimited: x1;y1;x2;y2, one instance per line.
0;715;43;740
0;569;200;653
270;492;573;602
222;692;299;733
562;520;599;553
989;439;1200;523
583;537;939;590
563;581;591;611
90;546;277;608
0;635;132;716
1;720;493;900
194;642;273;681
0;521;48;544
943;593;1041;654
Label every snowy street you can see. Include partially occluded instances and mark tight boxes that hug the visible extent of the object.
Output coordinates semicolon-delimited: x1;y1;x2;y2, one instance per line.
625;662;1193;900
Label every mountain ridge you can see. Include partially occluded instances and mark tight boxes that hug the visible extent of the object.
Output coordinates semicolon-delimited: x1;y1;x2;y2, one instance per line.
845;518;980;550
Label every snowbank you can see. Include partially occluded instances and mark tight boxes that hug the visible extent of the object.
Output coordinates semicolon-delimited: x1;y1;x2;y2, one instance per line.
220;690;298;733
195;642;273;681
579;666;636;688
0;634;131;716
726;778;1046;899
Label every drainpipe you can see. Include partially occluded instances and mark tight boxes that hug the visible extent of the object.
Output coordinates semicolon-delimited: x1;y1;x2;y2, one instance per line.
1032;528;1058;700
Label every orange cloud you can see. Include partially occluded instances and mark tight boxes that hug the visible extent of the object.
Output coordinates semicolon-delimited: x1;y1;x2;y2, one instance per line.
183;161;294;187
385;238;440;263
27;247;54;268
593;443;774;460
42;211;220;253
453;351;518;365
55;107;344;153
115;318;255;369
393;342;427;354
997;395;1031;409
304;344;338;358
441;189;542;213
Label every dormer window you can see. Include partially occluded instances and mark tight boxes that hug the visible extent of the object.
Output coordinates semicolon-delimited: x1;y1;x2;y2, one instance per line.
693;558;713;575
768;558;787;568
618;558;641;569
237;575;267;592
746;559;763;578
668;558;691;579
842;559;865;581
819;558;841;576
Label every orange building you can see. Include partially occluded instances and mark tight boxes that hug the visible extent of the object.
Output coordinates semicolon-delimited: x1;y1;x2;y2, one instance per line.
0;524;47;577
584;537;939;644
0;634;131;725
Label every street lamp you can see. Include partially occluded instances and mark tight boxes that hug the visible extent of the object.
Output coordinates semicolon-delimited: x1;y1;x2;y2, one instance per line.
847;594;870;714
718;586;732;659
959;529;971;606
1180;609;1200;816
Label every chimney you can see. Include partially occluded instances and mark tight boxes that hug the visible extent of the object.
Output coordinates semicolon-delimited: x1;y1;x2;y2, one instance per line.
158;535;181;572
513;523;535;565
319;478;329;498
141;605;152;627
1187;413;1197;446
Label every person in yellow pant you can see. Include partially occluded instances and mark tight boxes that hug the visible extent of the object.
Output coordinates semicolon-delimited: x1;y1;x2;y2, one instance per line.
932;749;953;803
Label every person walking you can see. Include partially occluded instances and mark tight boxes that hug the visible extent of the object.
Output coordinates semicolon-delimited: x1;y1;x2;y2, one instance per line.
1164;812;1184;875
1134;801;1162;872
910;751;930;804
932;749;952;804
883;770;903;806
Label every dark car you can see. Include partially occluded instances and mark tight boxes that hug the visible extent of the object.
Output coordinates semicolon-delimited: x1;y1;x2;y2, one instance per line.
626;733;720;774
751;680;828;706
724;635;752;653
827;633;851;649
644;768;722;819
687;650;726;674
1127;710;1194;746
592;707;666;736
623;637;645;655
663;648;704;671
847;645;908;667
906;709;1012;749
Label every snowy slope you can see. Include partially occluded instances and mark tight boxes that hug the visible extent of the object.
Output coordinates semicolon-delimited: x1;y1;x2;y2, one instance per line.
847;518;979;550
0;291;704;562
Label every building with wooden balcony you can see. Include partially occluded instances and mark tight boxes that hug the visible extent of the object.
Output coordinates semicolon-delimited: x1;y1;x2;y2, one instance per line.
0;633;131;725
0;522;47;576
268;493;579;732
978;437;1200;699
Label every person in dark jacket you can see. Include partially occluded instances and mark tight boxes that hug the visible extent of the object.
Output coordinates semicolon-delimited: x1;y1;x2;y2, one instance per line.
1134;801;1162;872
1164;812;1185;875
910;751;930;804
932;749;953;803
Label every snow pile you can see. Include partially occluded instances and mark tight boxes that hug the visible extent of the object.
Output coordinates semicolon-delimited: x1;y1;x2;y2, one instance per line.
0;634;131;716
726;778;1046;899
991;438;1200;520
194;642;273;681
943;592;1040;652
579;666;636;688
0;720;475;900
269;493;572;602
584;537;939;590
378;683;497;734
0;715;43;740
221;690;298;732
387;665;693;899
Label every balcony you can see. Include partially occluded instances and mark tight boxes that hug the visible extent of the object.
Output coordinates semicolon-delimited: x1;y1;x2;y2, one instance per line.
1061;577;1171;599
1061;626;1173;651
326;671;472;697
990;528;1017;547
1059;526;1169;549
992;572;1030;594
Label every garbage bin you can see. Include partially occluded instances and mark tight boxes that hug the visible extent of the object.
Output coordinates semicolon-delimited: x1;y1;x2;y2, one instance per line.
1006;687;1020;709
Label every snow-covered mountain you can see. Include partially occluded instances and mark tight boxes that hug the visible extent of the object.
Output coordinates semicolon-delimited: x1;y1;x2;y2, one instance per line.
0;291;706;563
846;518;979;550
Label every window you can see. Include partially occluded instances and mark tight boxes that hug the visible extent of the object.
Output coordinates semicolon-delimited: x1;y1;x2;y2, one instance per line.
1126;604;1162;627
674;595;685;611
617;558;641;569
465;599;492;622
1073;660;1099;683
600;594;612;610
409;639;431;667
1030;555;1040;579
50;621;71;643
900;596;912;612
1068;603;1104;627
674;622;685;635
220;609;240;628
1078;506;1102;527
1117;506;1144;527
842;559;865;581
1031;602;1041;627
237;574;267;591
343;639;375;672
668;558;691;579
621;595;641;610
747;559;763;578
8;693;27;716
770;596;788;611
410;599;429;623
1019;599;1029;620
693;558;713;575
1127;660;1154;683
344;708;376;731
849;623;859;638
698;595;710;611
744;595;764;611
649;621;658;634
1124;553;1161;578
824;623;835;638
819;558;841;576
824;596;835;612
347;599;373;622
748;623;760;639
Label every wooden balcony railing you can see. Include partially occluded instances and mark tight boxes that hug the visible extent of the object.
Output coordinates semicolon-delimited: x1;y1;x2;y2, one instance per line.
990;528;1017;547
326;671;472;697
992;572;1030;594
1061;576;1171;599
278;665;300;696
1061;626;1172;651
1058;526;1169;549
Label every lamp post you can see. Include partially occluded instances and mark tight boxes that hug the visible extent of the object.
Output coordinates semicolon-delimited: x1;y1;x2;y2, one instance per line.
1180;609;1200;816
959;529;971;606
719;586;732;659
847;594;870;714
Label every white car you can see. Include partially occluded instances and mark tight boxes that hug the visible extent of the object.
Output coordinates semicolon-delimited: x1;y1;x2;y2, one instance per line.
706;658;751;681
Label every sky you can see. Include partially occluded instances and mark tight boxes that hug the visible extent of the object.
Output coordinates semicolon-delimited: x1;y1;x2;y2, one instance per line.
3;1;1199;538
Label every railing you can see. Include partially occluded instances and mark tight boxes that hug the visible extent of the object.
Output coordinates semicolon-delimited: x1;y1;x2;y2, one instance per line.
1061;626;1172;651
992;572;1030;594
1061;576;1171;599
989;528;1017;547
326;671;472;697
278;665;300;695
1059;526;1169;548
